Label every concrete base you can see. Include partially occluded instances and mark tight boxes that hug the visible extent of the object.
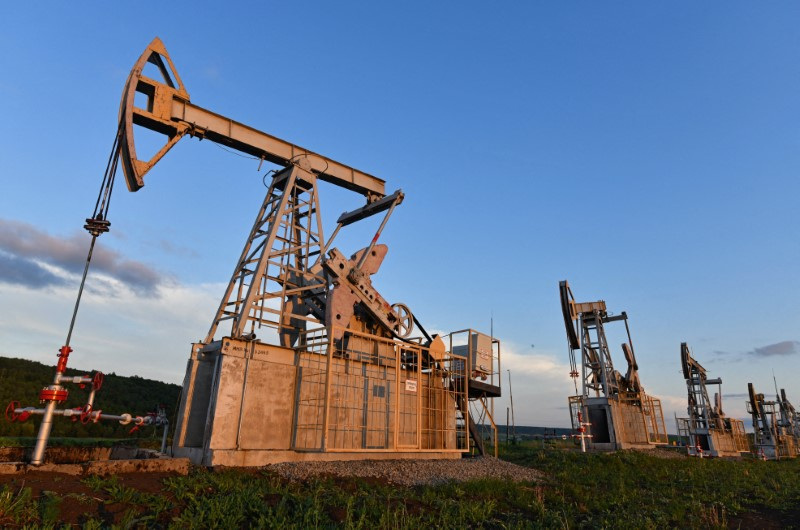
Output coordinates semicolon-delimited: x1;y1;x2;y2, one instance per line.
85;457;190;475
687;430;744;458
581;396;667;451
754;442;798;460
196;450;460;468
173;335;467;467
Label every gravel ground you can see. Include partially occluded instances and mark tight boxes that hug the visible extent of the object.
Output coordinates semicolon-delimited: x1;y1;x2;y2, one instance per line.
265;457;544;486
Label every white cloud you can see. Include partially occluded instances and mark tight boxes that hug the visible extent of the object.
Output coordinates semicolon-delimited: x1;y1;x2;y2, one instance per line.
502;346;572;381
0;280;223;385
492;340;575;429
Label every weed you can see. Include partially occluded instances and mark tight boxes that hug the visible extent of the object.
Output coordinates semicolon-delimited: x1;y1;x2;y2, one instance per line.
81;474;113;492
64;492;95;506
38;490;62;526
10;441;800;528
698;502;728;529
104;481;139;505
81;517;104;530
0;484;36;526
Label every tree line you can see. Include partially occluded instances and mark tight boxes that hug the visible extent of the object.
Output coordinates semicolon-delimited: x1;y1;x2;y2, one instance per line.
0;356;181;440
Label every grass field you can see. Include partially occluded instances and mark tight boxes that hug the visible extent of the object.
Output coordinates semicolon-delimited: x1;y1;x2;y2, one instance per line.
503;443;800;528
1;441;799;528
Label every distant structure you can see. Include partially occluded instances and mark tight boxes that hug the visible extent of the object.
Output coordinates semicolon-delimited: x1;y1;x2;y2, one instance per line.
777;388;800;441
675;343;748;457
559;281;668;450
747;383;799;460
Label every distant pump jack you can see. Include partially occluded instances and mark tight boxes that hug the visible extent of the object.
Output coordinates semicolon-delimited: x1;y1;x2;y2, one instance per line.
559;280;668;451
747;382;799;460
675;343;748;458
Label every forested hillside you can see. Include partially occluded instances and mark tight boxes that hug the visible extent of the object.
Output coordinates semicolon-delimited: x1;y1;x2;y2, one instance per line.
0;356;181;440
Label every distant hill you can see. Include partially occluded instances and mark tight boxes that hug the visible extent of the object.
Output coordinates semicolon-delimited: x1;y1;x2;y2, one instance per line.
491;424;573;440
0;356;181;440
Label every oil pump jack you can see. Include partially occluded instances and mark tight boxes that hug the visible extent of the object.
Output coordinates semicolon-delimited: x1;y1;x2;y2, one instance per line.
777;388;800;443
747;383;798;460
79;38;499;466
675;343;747;457
560;281;667;450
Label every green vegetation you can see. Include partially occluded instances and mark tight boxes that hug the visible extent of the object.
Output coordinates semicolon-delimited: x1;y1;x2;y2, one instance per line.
1;354;798;527
504;443;800;528
0;355;180;440
1;442;799;527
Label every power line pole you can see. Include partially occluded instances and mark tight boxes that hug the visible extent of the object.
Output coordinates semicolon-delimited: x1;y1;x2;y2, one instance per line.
506;407;510;445
508;369;516;444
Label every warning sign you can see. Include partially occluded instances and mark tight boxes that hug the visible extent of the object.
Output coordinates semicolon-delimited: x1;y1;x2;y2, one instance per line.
405;379;418;392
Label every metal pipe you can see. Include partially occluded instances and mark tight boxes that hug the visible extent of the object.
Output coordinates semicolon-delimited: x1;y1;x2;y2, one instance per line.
30;399;58;465
15;407;77;418
31;344;74;465
94;413;140;423
235;344;252;449
506;408;510;445
355;198;398;271
160;421;169;454
507;369;516;444
32;231;100;465
314;222;342;267
578;314;587;398
56;375;92;385
65;234;102;347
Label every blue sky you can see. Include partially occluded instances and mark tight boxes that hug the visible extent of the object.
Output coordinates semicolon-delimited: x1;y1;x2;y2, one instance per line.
1;2;798;428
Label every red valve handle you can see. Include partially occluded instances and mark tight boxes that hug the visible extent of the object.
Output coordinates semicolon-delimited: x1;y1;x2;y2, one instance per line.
80;404;93;425
92;372;104;391
5;401;20;422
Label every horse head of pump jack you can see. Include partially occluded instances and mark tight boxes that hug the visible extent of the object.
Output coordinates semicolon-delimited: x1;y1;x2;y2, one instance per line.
118;38;418;347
